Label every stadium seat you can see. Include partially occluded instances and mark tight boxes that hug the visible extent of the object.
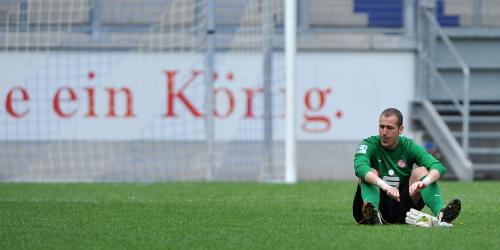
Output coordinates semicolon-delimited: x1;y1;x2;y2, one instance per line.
214;0;283;29
309;0;368;27
482;0;500;26
100;0;195;28
0;1;20;24
0;1;90;25
440;0;475;26
28;0;91;25
354;0;403;28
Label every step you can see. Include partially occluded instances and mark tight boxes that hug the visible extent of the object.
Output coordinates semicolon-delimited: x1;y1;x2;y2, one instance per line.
469;147;500;155
434;104;500;113
452;131;500;139
474;163;500;171
433;101;500;105
435;64;500;71
442;116;500;123
444;28;500;38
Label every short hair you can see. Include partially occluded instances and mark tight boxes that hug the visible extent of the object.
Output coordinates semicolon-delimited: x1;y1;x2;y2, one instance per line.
380;108;403;127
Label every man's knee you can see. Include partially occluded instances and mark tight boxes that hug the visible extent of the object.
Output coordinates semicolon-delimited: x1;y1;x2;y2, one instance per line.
410;166;428;183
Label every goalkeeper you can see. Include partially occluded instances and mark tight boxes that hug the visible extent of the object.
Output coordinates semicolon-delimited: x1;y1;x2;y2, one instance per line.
352;108;461;225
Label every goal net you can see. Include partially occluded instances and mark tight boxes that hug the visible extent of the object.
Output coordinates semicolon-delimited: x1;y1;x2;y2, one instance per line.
0;0;293;182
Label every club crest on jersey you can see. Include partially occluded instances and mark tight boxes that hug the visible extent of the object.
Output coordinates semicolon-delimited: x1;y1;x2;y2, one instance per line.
397;159;407;168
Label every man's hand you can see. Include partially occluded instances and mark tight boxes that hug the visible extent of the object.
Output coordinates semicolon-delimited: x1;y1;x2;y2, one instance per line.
377;179;400;202
385;185;400;202
410;176;432;197
409;181;427;197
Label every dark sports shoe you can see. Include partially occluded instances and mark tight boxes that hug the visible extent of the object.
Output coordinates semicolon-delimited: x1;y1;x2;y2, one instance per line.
438;198;461;223
362;202;382;225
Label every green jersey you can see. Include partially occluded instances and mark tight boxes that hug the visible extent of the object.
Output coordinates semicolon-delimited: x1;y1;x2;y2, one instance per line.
354;136;446;188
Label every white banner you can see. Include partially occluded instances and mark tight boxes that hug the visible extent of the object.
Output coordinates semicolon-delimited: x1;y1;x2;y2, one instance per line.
0;51;414;140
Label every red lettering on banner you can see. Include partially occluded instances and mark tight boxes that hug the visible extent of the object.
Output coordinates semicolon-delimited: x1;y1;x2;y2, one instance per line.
164;70;203;118
213;87;235;118
302;88;331;132
226;71;234;81
53;87;78;118
83;87;97;118
242;87;263;118
105;87;135;118
84;71;97;118
5;87;30;118
2;69;339;135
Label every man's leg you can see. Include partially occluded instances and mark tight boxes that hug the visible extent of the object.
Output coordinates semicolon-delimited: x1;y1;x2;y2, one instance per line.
410;167;445;216
360;177;380;209
389;181;425;224
352;178;382;224
408;167;462;225
438;198;461;223
352;184;365;223
360;174;384;225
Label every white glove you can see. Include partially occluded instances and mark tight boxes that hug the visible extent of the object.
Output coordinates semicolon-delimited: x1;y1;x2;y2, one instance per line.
405;208;453;228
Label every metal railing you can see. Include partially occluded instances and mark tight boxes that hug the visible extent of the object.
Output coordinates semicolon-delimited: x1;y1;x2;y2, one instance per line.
420;2;470;156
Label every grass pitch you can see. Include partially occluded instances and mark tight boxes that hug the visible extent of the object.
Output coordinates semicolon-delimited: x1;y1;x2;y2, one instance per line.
1;181;499;249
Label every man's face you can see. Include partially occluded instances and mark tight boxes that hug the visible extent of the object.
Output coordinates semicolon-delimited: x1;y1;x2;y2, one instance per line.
379;114;403;149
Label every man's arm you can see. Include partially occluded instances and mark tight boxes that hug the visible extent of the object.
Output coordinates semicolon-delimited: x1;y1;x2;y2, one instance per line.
408;140;446;196
354;140;400;202
364;170;400;202
410;140;447;176
409;169;441;197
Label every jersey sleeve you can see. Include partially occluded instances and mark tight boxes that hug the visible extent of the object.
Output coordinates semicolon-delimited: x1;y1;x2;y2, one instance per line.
353;140;376;180
410;141;447;176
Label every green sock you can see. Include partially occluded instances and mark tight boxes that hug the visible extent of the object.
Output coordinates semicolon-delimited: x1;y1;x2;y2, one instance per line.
420;177;445;216
360;179;380;209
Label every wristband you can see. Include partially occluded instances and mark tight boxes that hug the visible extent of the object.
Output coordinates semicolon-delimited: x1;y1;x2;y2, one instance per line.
422;176;432;186
376;179;389;189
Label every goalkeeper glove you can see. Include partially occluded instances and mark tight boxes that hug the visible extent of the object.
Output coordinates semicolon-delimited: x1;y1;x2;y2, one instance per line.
405;208;453;228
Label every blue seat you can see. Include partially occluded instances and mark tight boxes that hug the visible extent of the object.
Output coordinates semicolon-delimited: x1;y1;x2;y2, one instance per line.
354;0;403;28
353;0;460;28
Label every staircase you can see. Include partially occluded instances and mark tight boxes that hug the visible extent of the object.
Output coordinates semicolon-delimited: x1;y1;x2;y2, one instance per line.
432;30;500;177
431;30;500;101
413;2;500;179
431;101;500;178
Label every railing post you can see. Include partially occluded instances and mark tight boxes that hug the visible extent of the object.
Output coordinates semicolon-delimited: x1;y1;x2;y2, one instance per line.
205;0;215;180
299;0;310;34
90;0;102;39
421;1;471;160
404;0;415;38
473;0;482;26
463;72;470;157
418;0;436;100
